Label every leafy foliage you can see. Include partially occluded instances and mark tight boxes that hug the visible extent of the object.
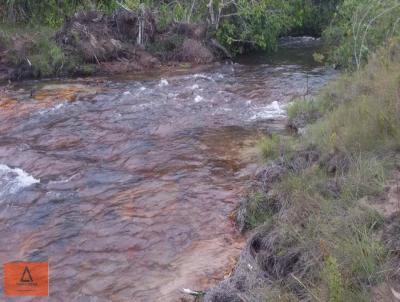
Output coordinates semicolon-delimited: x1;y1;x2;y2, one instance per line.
323;0;400;69
216;0;292;53
1;0;340;54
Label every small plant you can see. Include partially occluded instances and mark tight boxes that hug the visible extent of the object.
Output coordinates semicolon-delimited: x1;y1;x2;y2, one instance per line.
313;52;325;63
258;134;281;159
323;256;345;302
0;25;66;77
338;225;387;286
243;191;276;229
287;99;320;122
340;155;387;202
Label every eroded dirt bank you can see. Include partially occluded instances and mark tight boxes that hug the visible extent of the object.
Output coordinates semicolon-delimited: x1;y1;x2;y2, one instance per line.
0;9;228;81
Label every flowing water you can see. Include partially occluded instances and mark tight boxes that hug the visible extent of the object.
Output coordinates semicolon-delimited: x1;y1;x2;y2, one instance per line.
0;39;336;301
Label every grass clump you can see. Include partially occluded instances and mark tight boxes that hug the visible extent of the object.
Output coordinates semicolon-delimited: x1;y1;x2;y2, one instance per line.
339;225;387;283
287;98;325;128
258;134;298;160
287;99;320;120
258;134;281;159
242;191;276;229
0;25;65;78
340;155;387;202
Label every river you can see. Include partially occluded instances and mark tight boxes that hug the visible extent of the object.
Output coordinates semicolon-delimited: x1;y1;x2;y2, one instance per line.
0;38;336;301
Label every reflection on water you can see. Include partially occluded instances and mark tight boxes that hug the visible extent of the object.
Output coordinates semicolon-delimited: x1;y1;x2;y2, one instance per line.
0;40;336;301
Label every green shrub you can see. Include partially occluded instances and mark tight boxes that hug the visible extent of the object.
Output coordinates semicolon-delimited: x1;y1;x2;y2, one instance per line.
287;99;322;125
323;256;345;302
339;225;387;285
340;155;387;202
243;191;275;229
216;0;294;54
288;0;339;36
259;134;281;159
323;0;400;69
0;25;65;77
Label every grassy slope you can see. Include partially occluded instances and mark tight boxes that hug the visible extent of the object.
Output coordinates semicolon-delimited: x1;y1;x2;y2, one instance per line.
247;39;400;301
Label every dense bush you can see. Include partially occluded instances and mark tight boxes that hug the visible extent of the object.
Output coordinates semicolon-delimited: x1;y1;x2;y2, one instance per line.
2;0;397;70
323;0;400;69
216;0;293;53
289;0;339;36
1;0;339;54
215;0;339;54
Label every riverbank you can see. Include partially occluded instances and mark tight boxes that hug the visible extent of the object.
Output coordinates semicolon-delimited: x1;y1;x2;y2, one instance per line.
205;40;400;301
0;9;229;82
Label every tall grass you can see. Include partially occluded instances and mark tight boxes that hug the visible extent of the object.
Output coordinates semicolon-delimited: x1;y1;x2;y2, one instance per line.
289;39;400;155
1;0;117;26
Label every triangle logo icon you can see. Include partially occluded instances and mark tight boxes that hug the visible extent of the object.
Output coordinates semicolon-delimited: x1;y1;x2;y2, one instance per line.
20;266;33;283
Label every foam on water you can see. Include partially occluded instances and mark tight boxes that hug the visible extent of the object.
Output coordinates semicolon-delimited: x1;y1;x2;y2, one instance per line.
0;164;40;196
249;101;286;120
192;74;214;81
38;103;65;115
194;95;204;103
158;79;169;87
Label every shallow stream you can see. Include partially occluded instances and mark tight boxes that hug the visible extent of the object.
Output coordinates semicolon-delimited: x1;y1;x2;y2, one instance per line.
0;38;336;301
